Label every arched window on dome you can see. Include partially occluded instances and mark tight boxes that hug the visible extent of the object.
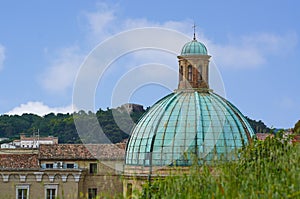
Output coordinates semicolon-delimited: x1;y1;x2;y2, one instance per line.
188;65;192;81
198;65;203;83
179;66;183;81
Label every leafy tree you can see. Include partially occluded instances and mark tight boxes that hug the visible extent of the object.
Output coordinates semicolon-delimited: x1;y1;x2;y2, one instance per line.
0;105;274;144
294;120;300;134
246;117;271;134
0;105;146;144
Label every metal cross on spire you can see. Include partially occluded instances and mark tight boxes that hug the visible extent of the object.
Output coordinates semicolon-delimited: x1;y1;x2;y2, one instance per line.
193;23;197;40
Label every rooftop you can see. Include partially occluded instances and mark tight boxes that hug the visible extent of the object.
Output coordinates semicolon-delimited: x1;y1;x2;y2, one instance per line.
39;143;125;160
0;154;39;169
20;134;58;142
256;133;274;141
181;39;208;55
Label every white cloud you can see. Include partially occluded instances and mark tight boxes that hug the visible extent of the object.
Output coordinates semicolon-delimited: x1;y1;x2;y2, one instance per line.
40;4;118;93
207;32;298;69
122;18;191;32
40;1;298;96
83;4;298;71
6;101;76;116
209;44;266;68
241;32;298;54
40;46;84;92
40;4;191;94
84;2;116;43
0;44;5;71
84;5;193;45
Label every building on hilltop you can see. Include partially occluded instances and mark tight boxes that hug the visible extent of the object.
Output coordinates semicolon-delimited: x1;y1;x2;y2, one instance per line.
119;103;144;114
1;133;58;149
123;34;255;197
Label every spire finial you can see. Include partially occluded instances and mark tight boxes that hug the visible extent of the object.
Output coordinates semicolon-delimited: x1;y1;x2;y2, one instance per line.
192;23;197;40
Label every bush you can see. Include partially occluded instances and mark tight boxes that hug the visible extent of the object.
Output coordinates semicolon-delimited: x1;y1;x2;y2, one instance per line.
139;132;300;198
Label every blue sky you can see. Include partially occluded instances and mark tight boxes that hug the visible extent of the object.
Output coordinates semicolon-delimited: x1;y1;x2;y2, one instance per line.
0;0;299;129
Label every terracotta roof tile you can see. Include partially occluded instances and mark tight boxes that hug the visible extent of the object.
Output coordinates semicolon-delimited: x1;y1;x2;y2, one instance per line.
0;154;39;169
256;133;274;140
86;143;125;160
39;144;125;160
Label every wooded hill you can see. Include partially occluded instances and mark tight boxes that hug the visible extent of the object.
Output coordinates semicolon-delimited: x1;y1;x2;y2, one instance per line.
0;105;270;144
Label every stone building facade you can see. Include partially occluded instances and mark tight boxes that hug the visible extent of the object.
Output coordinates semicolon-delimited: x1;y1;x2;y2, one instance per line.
0;143;124;199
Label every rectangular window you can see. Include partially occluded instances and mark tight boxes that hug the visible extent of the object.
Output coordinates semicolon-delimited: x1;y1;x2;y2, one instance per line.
46;163;53;169
45;185;57;199
89;163;97;174
88;188;97;199
16;185;29;199
66;163;74;169
17;189;27;199
46;189;56;199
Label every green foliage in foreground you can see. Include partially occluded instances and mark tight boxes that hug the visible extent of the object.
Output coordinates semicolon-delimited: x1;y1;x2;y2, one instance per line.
140;133;300;199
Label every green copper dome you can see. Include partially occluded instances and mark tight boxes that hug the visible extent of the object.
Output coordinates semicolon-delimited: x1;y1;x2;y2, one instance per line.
181;39;208;55
125;91;254;166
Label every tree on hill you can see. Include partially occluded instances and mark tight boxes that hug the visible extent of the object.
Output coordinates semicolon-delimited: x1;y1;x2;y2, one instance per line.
0;106;146;144
245;117;271;134
294;120;300;134
0;105;272;144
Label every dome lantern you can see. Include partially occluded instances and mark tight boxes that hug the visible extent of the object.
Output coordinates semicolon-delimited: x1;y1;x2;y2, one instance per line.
177;33;210;91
